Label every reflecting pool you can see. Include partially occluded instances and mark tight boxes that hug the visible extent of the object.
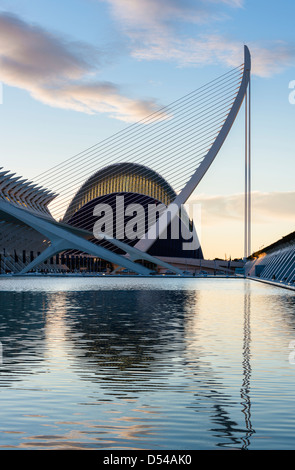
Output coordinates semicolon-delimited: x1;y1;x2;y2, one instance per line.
0;277;295;449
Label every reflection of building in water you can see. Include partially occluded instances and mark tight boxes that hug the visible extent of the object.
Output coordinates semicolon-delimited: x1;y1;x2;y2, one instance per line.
54;288;252;449
43;294;78;368
0;285;257;449
61;289;194;374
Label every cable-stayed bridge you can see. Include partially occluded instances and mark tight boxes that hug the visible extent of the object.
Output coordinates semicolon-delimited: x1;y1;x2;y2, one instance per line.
0;46;251;275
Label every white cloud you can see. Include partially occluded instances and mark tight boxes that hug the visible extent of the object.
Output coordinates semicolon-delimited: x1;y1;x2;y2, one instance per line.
130;31;295;77
131;30;295;78
103;0;242;28
191;190;295;258
0;12;165;122
102;0;295;77
190;191;295;225
31;81;165;122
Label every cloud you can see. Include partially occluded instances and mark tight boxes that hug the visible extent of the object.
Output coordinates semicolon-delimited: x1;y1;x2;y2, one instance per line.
248;41;295;77
130;31;295;78
190;190;295;258
31;81;165;122
178;36;295;78
102;0;295;77
190;191;295;225
103;0;242;29
0;12;165;122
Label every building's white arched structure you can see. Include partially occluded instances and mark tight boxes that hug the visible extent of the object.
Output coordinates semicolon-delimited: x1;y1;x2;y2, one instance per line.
0;171;184;275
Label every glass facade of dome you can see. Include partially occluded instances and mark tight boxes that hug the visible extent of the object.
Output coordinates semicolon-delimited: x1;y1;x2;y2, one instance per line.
63;163;176;223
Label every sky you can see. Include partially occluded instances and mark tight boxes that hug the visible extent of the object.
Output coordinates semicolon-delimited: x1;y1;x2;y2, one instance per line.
0;0;294;259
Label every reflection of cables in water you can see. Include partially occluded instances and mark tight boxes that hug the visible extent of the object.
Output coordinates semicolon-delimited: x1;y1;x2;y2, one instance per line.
240;290;255;449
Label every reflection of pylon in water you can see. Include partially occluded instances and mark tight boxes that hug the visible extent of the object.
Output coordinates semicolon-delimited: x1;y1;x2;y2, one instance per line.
240;290;255;450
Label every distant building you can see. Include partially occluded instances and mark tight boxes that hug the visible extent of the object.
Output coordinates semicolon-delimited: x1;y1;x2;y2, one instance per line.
0;169;56;273
245;232;295;284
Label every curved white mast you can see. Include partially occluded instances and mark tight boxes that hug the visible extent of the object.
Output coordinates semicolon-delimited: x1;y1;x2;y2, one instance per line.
134;46;251;254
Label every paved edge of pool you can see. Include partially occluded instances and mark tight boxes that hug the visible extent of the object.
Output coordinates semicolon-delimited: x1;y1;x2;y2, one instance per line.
248;276;295;292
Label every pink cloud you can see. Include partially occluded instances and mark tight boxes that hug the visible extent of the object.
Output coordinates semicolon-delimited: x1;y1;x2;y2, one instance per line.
0;12;166;122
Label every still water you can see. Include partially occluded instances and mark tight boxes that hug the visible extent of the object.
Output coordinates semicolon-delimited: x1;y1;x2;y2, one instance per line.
0;276;295;450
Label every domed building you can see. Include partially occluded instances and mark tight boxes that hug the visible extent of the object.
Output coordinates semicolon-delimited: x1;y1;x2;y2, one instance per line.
63;162;203;260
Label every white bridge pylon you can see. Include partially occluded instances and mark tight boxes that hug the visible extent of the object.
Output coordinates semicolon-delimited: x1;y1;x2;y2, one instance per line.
134;45;251;254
